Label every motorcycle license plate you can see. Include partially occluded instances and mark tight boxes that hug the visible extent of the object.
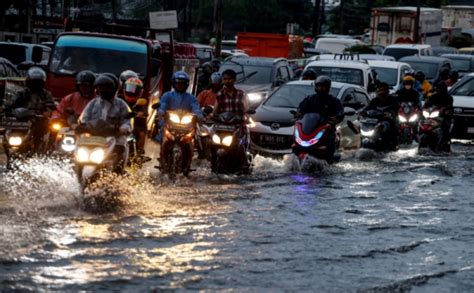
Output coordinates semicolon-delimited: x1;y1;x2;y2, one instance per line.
468;127;474;134
77;136;107;147
0;120;30;130
215;124;236;131
362;118;378;124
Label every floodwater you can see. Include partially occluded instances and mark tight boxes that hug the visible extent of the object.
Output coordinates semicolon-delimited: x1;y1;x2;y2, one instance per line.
1;142;473;291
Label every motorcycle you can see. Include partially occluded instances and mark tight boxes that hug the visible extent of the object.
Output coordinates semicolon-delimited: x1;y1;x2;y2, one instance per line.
418;106;449;152
0;107;49;168
159;110;197;180
74;119;130;186
359;106;398;152
127;98;149;164
195;106;215;160
291;111;339;163
398;102;419;145
210;111;253;175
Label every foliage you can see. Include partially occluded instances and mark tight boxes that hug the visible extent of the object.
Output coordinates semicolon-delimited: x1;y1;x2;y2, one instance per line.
448;36;473;49
344;44;376;54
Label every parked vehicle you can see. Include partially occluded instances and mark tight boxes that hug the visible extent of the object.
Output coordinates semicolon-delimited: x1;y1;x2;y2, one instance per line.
441;54;474;77
383;44;433;61
158;110;197;180
399;56;452;84
458;47;474;55
219;56;293;109
359;54;395;61
398;102;420;145
371;7;442;47
449;73;474;139
315;38;363;54
210;111;253;175
250;80;369;156
367;60;412;92
0;42;51;66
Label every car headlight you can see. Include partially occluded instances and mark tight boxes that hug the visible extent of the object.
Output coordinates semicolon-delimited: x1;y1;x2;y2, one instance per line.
248;93;265;103
360;129;375;137
423;111;430;118
212;134;221;144
169;113;180;124
8;136;23;146
52;122;62;131
430;111;439;118
76;147;90;162
90;148;105;164
180;115;193;124
398;115;407;123
222;135;233;146
409;114;418;122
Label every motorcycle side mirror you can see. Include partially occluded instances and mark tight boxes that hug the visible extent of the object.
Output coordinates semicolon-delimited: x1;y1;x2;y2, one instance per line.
202;106;213;115
246;109;256;115
151;102;160;109
344;107;356;116
135;98;147;107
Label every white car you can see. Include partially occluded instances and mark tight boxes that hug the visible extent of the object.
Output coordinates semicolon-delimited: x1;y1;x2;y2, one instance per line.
250;80;371;156
367;60;413;92
448;73;474;139
383;44;433;61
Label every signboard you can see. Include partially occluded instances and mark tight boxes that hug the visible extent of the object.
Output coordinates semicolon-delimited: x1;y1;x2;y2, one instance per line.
149;10;178;30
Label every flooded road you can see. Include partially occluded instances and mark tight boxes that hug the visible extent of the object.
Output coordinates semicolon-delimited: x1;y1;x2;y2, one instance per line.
1;142;473;291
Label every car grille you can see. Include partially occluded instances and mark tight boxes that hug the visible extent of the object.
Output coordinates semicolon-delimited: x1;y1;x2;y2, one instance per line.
454;107;474;116
251;132;293;150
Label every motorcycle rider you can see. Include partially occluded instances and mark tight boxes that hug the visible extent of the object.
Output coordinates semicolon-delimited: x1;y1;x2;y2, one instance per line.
297;76;344;160
212;69;251;171
395;75;422;108
197;72;222;108
52;70;96;127
197;62;215;94
414;71;432;98
7;67;55;152
361;82;399;147
117;70;139;100
423;81;453;151
79;74;132;173
157;71;202;172
122;77;147;157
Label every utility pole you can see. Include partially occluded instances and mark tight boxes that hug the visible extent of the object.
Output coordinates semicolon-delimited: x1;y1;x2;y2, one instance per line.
213;0;223;58
313;0;321;36
339;0;344;34
414;0;420;43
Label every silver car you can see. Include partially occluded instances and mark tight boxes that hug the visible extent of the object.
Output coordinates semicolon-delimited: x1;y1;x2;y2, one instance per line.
250;80;370;156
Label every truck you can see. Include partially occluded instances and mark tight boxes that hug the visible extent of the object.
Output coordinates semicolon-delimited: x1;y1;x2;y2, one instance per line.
371;7;443;47
236;32;304;59
442;5;474;30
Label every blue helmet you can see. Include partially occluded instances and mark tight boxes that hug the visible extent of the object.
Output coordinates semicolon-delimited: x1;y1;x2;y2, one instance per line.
172;71;190;91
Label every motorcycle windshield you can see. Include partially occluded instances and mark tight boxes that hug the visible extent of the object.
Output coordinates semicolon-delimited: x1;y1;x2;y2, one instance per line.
218;112;242;124
301;113;323;135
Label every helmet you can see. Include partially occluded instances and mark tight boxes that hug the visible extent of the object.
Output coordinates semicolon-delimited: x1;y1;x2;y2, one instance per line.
172;71;190;92
76;70;96;85
26;67;46;82
119;70;139;86
123;77;144;104
201;62;213;73
210;59;221;71
402;75;415;86
414;71;425;81
25;67;46;91
450;70;459;80
94;74;117;100
314;75;331;95
210;72;222;84
301;69;317;80
102;73;119;90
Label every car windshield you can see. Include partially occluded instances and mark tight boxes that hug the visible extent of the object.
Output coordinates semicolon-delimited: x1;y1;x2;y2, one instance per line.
450;77;474;96
50;35;148;76
371;67;398;87
404;61;438;80
0;44;27;65
449;58;471;72
308;66;364;86
264;84;341;108
220;63;272;84
384;48;418;60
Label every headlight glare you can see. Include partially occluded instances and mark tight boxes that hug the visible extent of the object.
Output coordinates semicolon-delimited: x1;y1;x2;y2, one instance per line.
180;115;193;124
222;136;233;146
398;115;407;123
76;147;90;162
169;113;180;124
90;148;105;164
212;134;221;144
8;136;23;146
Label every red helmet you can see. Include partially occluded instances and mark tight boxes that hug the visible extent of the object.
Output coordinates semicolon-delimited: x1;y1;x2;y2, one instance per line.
123;77;144;104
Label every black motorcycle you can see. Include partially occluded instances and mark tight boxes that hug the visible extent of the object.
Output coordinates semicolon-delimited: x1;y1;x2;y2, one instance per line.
418;106;449;152
359;106;398;152
210;111;253;175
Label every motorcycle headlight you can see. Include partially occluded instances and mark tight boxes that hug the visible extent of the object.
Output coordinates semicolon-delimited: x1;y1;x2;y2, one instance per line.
360;129;375;137
76;147;90;162
212;134;221;144
248;93;264;103
90;148;105;164
409;114;418;122
430;111;439;118
8;136;23;146
51;122;62;131
169;113;181;124
423;111;430;118
398;115;407;123
222;135;233;147
180;115;193;125
61;137;76;152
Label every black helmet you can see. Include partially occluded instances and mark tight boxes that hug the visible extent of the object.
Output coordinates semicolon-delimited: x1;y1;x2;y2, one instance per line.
314;75;331;96
414;71;425;81
302;69;317;80
26;67;46;82
450;70;459;80
119;70;139;86
76;70;96;85
94;74;117;100
102;73;119;90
